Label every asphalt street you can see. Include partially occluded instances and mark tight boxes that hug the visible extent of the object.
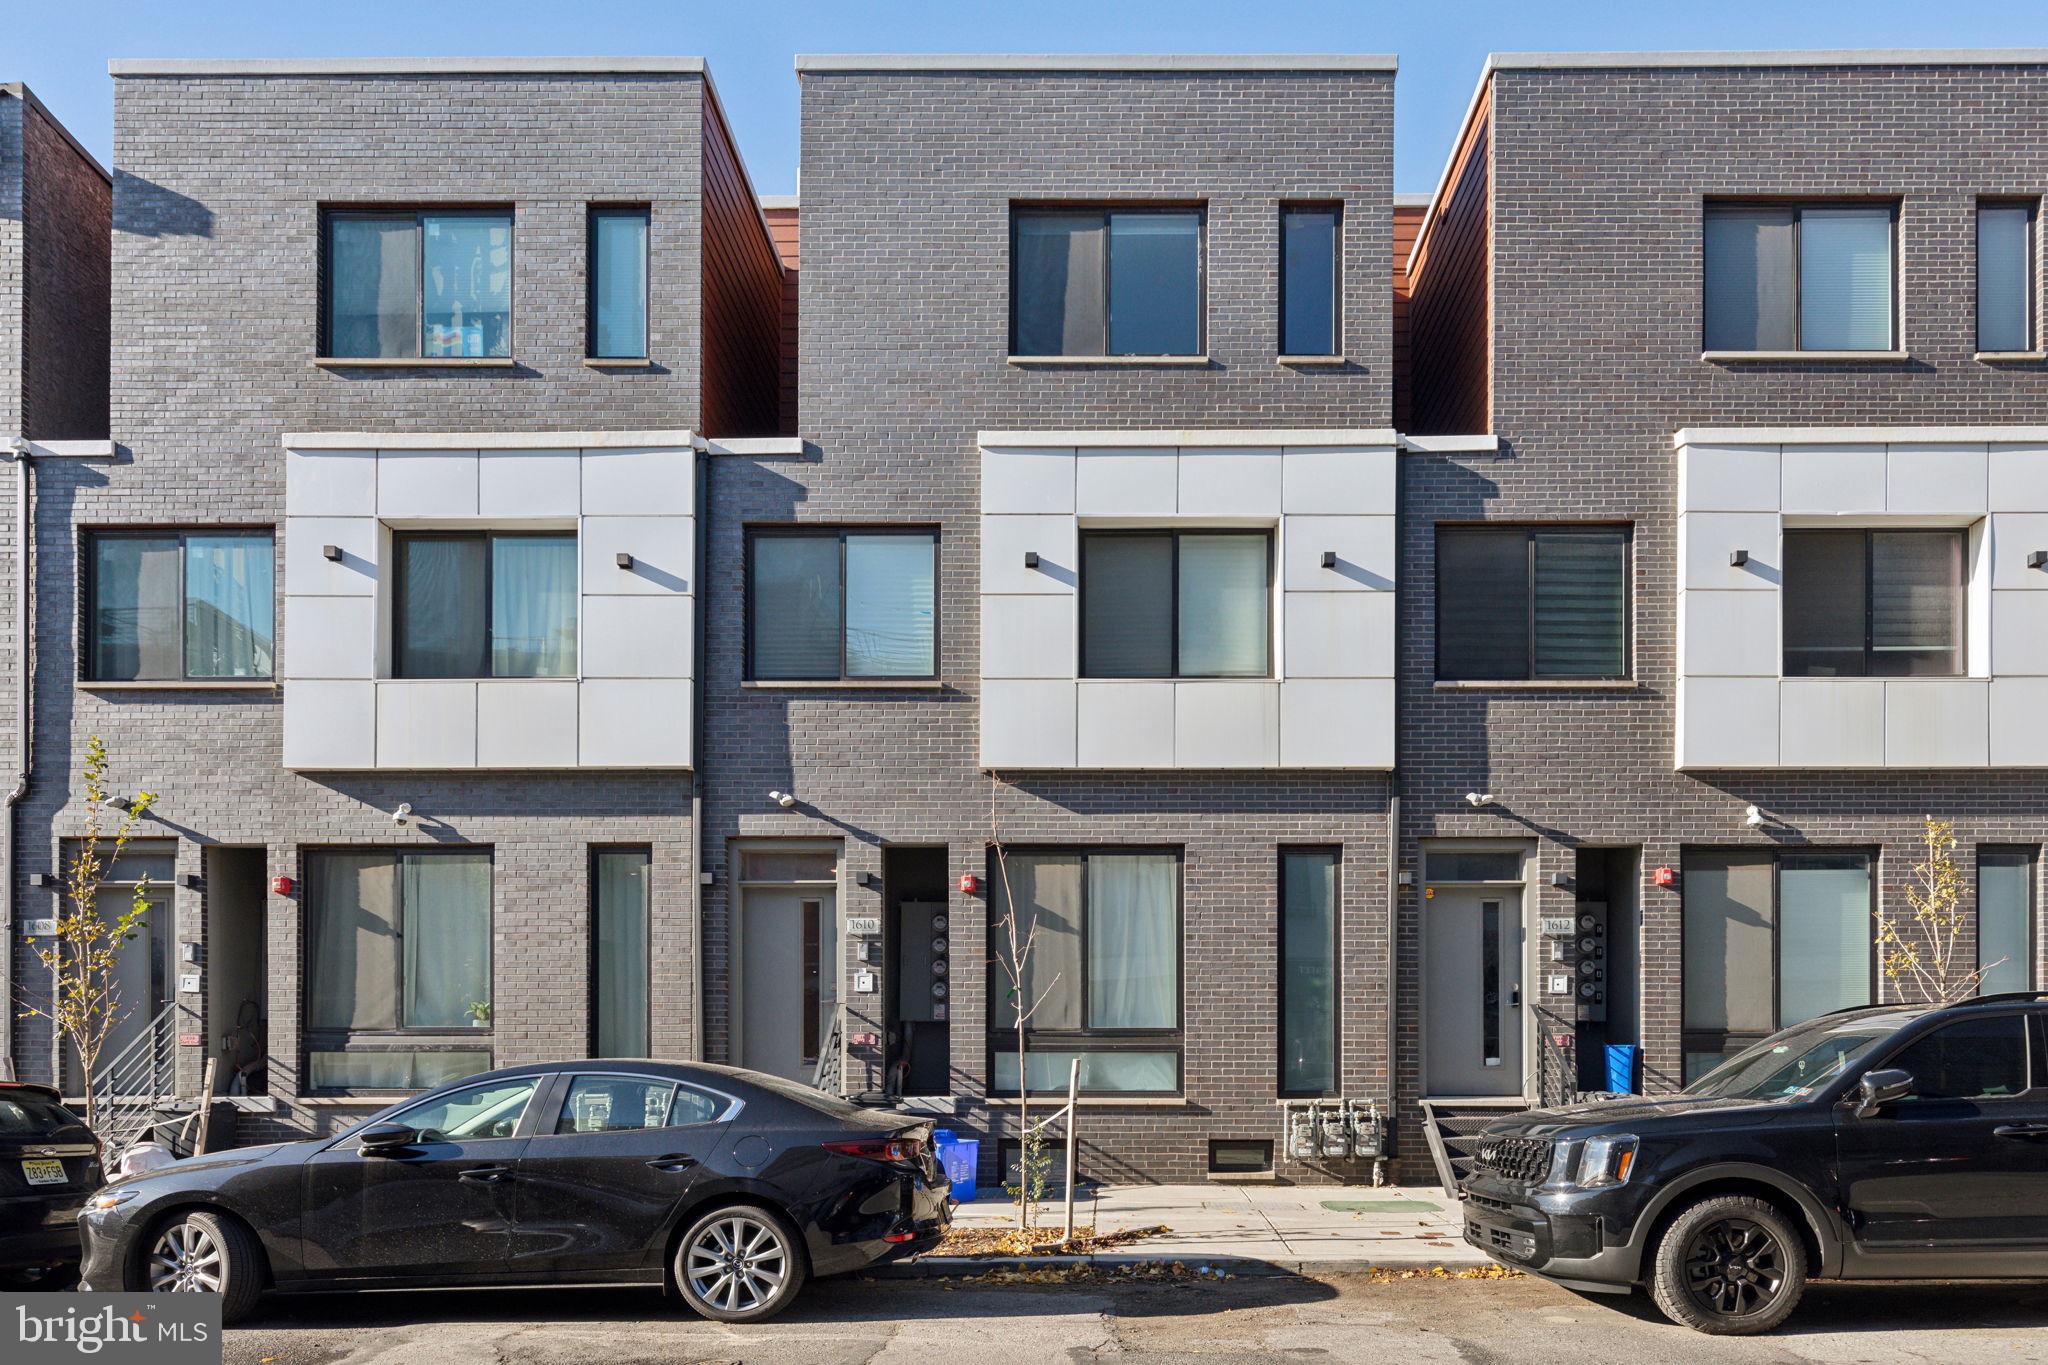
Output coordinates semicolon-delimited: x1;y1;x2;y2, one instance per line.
220;1271;2048;1365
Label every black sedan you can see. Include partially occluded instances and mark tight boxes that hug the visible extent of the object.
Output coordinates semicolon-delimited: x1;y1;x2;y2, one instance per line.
78;1060;950;1323
0;1080;102;1285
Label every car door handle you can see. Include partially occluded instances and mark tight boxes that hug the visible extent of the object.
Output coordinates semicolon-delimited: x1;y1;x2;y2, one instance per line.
1993;1124;2048;1141
458;1165;513;1183
646;1154;699;1174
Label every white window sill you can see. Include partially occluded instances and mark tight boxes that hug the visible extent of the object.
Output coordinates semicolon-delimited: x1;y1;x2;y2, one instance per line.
77;679;276;691
584;356;655;368
1702;350;1909;363
1434;679;1638;691
1006;354;1212;367
742;679;946;690
1278;354;1347;366
313;356;516;369
1976;351;2045;362
983;1096;1192;1109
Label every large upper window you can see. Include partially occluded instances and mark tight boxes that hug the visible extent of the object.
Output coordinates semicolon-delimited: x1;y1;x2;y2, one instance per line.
305;848;493;1092
989;849;1181;1095
393;532;576;679
85;530;274;682
1703;203;1896;353
1979;848;2035;997
1977;201;2036;354
1081;530;1270;679
747;529;938;681
1279;849;1339;1097
1011;207;1203;357
588;206;650;360
1436;526;1629;682
1681;849;1873;1081
1782;529;1963;678
323;209;512;359
1280;204;1341;357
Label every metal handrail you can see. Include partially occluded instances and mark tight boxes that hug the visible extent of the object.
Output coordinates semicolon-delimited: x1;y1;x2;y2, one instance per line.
810;1003;845;1094
86;1002;181;1156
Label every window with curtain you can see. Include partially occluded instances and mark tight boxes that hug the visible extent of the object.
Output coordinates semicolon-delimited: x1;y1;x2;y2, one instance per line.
323;208;512;359
1703;203;1896;352
1680;849;1872;1082
588;206;650;359
393;531;576;679
1782;529;1964;678
1435;526;1629;681
85;530;273;682
1977;202;2036;354
1011;207;1203;356
1978;848;2035;996
1280;205;1341;356
1280;849;1339;1096
1080;530;1270;678
988;848;1181;1095
592;848;652;1057
746;528;937;681
305;848;492;1093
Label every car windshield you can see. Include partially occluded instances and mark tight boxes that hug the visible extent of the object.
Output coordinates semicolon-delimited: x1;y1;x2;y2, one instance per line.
1685;1019;1897;1101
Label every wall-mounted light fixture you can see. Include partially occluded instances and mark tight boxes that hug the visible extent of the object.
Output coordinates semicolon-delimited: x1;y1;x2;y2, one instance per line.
1728;549;1749;567
391;802;413;827
768;790;797;809
321;544;343;562
179;873;202;890
1465;791;1497;809
2029;550;2048;570
107;796;132;812
1550;871;1573;890
1023;551;1040;569
1320;550;1338;569
616;552;635;570
29;873;55;889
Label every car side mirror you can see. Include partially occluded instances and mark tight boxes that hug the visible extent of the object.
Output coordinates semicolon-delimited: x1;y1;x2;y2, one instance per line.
357;1122;419;1154
1855;1068;1914;1118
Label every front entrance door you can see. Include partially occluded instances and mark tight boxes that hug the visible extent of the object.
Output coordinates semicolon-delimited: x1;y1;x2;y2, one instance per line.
737;887;837;1081
1425;887;1524;1096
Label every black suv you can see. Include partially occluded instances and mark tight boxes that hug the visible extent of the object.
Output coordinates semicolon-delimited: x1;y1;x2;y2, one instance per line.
1462;995;2048;1334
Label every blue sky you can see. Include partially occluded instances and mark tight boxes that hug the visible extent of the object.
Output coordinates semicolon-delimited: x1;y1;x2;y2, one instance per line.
14;0;2048;196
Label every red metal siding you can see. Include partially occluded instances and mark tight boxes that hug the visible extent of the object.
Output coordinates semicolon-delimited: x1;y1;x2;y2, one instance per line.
700;92;785;437
1407;86;1491;435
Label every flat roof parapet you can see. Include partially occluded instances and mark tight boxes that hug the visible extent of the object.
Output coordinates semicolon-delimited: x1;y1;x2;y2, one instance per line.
794;53;1396;75
109;56;708;77
1490;47;2048;70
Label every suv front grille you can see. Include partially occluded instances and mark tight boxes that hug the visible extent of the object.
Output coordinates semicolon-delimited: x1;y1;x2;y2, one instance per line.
1472;1135;1553;1184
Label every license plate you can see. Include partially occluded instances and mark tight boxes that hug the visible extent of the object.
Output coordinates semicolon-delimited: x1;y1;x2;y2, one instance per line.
21;1158;66;1186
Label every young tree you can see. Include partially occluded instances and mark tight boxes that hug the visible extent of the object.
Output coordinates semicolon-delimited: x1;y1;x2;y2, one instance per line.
1875;816;2000;1005
986;774;1060;1231
16;736;158;1131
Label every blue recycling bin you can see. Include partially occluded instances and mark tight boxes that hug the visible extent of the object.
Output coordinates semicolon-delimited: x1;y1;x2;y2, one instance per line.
1605;1043;1640;1095
934;1132;978;1202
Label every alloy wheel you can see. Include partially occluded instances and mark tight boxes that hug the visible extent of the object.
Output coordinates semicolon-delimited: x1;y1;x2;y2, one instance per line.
1682;1216;1786;1320
148;1221;224;1293
684;1213;789;1314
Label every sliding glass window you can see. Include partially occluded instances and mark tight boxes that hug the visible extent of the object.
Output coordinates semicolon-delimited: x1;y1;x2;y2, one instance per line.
746;528;938;681
1081;530;1271;678
1279;849;1339;1096
85;529;274;682
1435;526;1629;681
588;206;650;359
1011;207;1203;356
323;209;513;359
393;531;577;679
1703;203;1896;352
1782;529;1964;677
592;848;652;1057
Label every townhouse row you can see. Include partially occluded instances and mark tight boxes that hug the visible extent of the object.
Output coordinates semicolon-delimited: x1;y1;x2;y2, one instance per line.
4;48;2047;1185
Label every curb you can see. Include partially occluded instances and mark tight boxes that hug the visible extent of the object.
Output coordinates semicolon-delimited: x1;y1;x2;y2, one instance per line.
865;1251;1492;1280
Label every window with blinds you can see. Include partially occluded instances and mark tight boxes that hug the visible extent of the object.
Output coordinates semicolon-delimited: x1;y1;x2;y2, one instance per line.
1011;207;1204;357
1703;203;1896;352
1782;529;1964;678
1977;201;2037;354
1435;526;1629;682
746;528;938;681
1079;530;1270;678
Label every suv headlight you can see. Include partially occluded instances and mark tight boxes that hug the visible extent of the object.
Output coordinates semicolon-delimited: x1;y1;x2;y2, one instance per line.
1571;1134;1639;1189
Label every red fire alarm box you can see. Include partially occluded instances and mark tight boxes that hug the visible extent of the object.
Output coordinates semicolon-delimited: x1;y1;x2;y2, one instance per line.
270;875;294;896
1651;865;1677;888
957;873;981;895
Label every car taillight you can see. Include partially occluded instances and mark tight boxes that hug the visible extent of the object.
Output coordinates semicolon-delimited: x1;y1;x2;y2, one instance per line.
823;1137;925;1167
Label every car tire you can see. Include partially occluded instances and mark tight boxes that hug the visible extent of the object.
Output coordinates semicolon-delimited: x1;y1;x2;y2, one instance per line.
673;1204;808;1323
138;1210;265;1325
1648;1194;1806;1335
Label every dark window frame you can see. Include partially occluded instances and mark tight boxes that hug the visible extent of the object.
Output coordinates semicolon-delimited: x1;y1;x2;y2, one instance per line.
586;204;652;360
301;845;496;1097
1781;527;1967;679
588;845;654;1057
1976;198;2039;354
743;525;941;683
1433;524;1633;682
391;528;576;680
1277;846;1342;1099
1079;528;1274;680
1008;203;1208;357
319;205;516;360
986;845;1185;1098
1978;846;2038;993
81;526;276;683
1702;199;1901;353
1679;847;1879;1073
1278;202;1343;357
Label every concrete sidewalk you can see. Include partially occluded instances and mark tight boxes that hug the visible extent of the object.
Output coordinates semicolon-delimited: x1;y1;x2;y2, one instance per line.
892;1184;1487;1277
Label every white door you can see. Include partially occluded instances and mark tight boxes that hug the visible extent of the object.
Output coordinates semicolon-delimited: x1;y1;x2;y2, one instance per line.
738;887;837;1080
1424;886;1525;1097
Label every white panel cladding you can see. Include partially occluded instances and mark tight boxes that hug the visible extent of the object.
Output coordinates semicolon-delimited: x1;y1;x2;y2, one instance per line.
982;595;1077;679
282;438;696;771
978;437;1396;770
1677;431;2048;770
1076;682;1176;767
477;682;580;767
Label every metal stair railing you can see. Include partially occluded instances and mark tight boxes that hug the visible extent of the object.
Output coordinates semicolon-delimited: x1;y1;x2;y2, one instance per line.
85;1002;181;1158
810;1003;845;1095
